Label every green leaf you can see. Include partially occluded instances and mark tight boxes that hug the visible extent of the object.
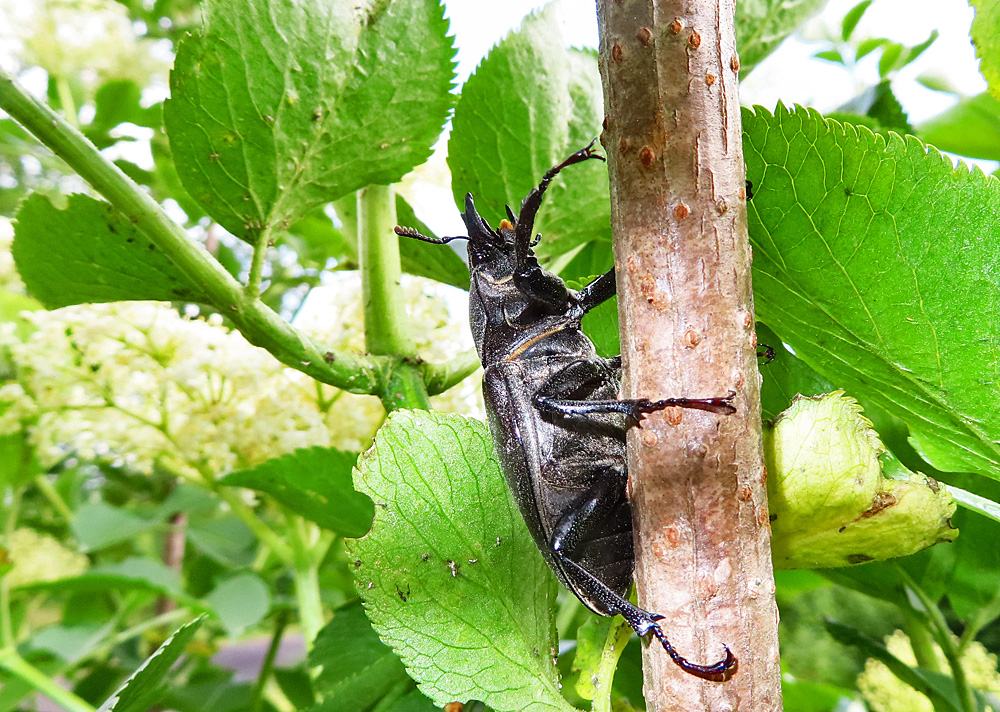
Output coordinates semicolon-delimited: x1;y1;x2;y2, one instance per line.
25;623;111;665
307;600;412;712
857;37;889;60
381;690;440;712
948;483;1000;524
447;7;609;263
814;49;845;64
205;572;270;636
743;104;1000;480
0;431;39;489
735;0;827;76
533;49;612;263
83;80;161;149
274;668;316;709
12;194;204;308
877;42;904;78
186;515;257;567
346;411;570;712
918;92;1000;161
781;676;852;712
164;0;455;242
824;620;963;712
19;557;192;604
222;447;373;538
900;31;939;69
841;0;873;41
937;478;1000;625
71;501;159;551
96;617;205;712
395;195;471;290
970;0;1000;101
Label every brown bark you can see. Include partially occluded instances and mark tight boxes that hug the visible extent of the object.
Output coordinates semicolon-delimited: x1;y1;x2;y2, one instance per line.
596;1;782;709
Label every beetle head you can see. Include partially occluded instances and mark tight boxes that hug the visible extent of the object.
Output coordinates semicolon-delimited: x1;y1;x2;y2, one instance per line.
461;193;518;270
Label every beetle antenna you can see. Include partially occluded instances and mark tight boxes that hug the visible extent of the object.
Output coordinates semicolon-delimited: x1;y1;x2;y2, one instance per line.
394;225;467;244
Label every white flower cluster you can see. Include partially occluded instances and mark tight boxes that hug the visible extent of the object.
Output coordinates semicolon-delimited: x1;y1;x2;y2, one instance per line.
0;218;24;294
1;0;169;89
858;630;1000;712
2;527;89;588
0;275;480;478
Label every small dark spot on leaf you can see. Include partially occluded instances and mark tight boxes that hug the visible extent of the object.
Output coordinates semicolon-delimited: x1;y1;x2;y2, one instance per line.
860;491;896;518
845;186;853;196
847;554;874;564
147;244;156;251
768;513;777;522
354;559;362;568
838;526;846;532
126;237;135;243
108;223;117;234
421;553;430;562
324;351;336;363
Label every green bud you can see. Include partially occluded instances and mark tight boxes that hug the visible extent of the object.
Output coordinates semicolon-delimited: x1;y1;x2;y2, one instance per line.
764;391;956;569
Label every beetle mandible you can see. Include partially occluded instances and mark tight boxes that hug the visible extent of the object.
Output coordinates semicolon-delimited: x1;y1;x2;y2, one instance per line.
395;139;738;682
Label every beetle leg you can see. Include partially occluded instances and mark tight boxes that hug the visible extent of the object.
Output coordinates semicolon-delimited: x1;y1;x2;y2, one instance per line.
534;360;736;425
557;555;737;681
550;479;737;682
573;269;616;313
537;394;737;427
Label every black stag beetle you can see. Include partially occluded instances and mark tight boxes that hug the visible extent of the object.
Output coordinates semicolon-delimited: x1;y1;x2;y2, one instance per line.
395;139;738;682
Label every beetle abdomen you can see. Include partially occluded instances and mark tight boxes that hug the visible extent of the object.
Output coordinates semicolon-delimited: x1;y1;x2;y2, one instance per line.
483;358;634;615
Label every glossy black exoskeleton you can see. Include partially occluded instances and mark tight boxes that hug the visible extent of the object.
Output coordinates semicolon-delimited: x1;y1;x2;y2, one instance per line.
395;140;738;682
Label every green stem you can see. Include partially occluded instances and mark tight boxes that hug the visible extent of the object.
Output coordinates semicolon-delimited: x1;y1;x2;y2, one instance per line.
33;475;73;524
252;611;290;712
902;609;942;673
357;185;431;410
0;579;12;648
246;236;270;297
54;77;78;128
593;618;633;712
0;649;95;712
895;565;976;712
332;195;360;262
1;486;22;647
958;584;1000;654
358;185;412;358
0;68;381;395
107;608;190;648
290;518;325;645
421;348;481;396
216;488;295;563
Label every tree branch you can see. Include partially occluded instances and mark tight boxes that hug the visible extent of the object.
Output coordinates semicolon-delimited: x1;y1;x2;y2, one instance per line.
596;0;781;708
0;68;382;395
